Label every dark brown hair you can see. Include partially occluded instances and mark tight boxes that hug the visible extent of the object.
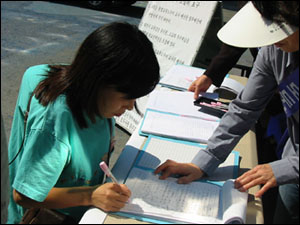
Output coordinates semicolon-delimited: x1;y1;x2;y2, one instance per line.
34;22;160;128
252;1;299;27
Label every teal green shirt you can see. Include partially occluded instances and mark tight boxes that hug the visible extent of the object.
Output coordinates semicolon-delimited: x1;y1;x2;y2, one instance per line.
7;64;115;223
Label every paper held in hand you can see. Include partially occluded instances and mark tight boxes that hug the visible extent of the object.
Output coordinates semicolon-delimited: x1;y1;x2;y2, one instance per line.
159;64;245;97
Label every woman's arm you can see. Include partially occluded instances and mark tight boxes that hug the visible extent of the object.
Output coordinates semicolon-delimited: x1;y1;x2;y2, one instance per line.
13;183;131;212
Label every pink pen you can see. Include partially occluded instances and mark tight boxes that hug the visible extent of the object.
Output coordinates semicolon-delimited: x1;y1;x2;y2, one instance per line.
100;161;119;184
211;102;222;106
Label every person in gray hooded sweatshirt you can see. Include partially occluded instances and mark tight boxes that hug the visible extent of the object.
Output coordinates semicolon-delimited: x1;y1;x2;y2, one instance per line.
155;1;299;223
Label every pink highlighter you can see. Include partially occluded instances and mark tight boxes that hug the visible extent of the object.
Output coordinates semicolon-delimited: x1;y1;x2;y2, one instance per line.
100;161;119;184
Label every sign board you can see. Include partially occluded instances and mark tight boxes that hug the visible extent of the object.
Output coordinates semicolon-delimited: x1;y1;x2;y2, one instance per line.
139;1;219;76
116;1;221;134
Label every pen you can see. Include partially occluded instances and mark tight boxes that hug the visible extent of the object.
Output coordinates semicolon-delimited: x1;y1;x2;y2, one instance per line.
211;101;228;108
199;102;228;112
100;161;119;184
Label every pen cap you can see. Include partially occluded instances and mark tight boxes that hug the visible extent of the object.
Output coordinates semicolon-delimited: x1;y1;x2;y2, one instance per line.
100;161;109;175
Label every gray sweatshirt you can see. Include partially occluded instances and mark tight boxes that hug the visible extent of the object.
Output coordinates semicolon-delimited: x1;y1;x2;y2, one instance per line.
192;45;299;185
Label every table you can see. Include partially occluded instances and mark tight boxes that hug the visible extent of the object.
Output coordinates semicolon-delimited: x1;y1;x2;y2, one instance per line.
80;75;264;224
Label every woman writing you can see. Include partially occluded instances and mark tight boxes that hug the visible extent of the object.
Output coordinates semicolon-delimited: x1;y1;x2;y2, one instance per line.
7;22;160;223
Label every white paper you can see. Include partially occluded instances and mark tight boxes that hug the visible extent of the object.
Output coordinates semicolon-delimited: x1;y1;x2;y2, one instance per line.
121;167;221;223
158;64;221;94
158;64;245;96
221;180;248;224
138;137;202;168
137;136;237;181
159;64;206;90
121;168;248;224
141;110;219;143
217;77;245;95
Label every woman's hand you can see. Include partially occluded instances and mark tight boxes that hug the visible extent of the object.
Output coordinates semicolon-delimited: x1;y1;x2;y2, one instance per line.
91;183;131;212
188;75;213;99
154;159;204;184
234;164;277;198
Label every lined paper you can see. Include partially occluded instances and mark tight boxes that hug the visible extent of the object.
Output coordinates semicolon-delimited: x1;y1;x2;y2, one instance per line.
141;110;219;143
120;168;247;224
137;136;238;181
146;90;219;121
122;168;220;221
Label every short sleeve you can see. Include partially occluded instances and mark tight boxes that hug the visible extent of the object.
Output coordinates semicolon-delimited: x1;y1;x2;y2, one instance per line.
112;118;116;137
13;129;69;202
